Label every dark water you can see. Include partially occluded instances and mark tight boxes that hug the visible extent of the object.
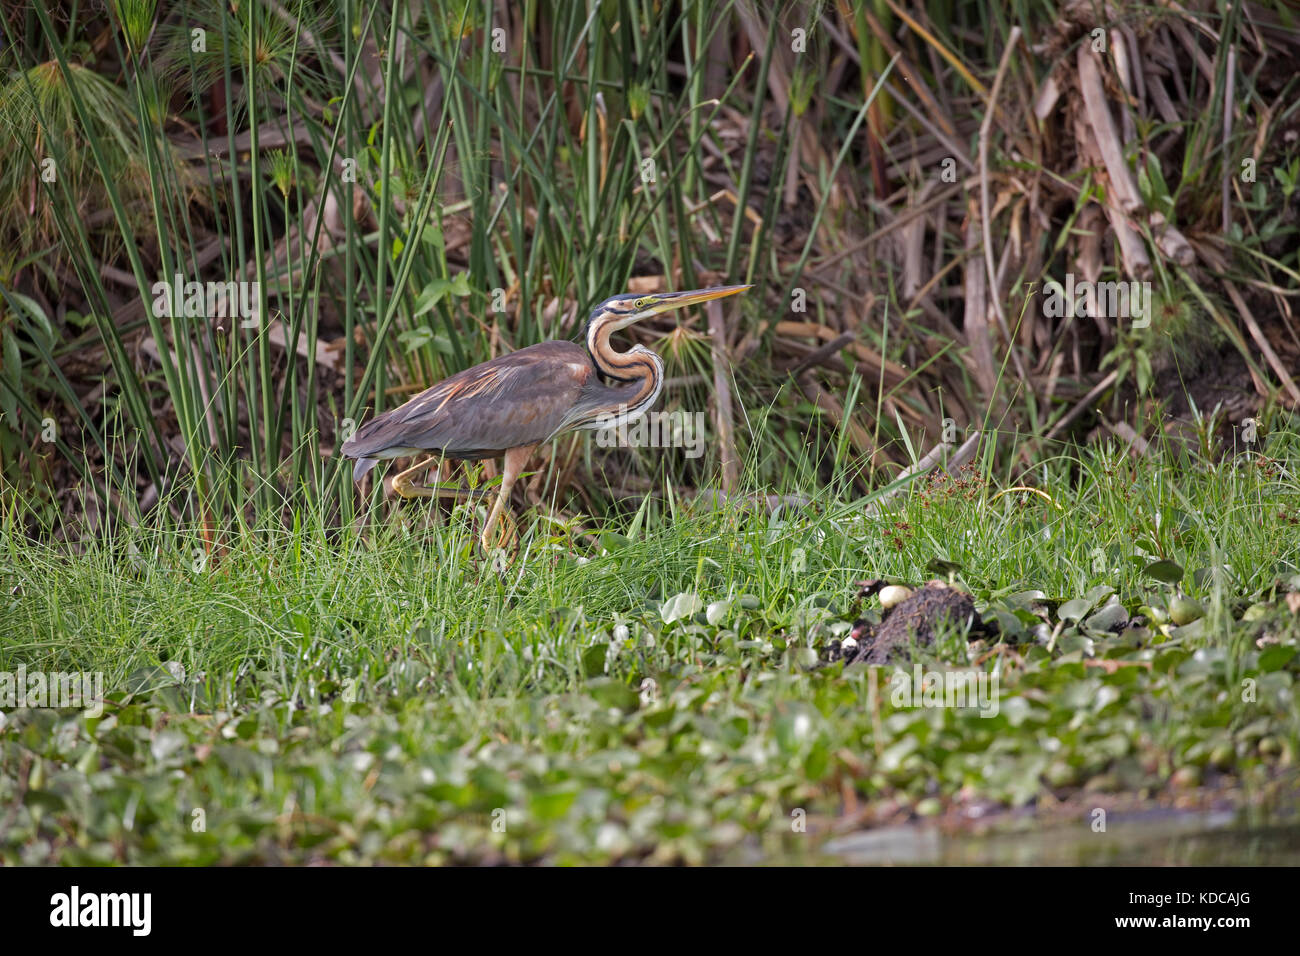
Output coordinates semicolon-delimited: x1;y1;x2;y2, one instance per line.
812;808;1300;865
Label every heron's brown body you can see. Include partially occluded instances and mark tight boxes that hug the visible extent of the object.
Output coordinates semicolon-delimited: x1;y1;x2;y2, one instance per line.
343;339;661;476
340;284;749;549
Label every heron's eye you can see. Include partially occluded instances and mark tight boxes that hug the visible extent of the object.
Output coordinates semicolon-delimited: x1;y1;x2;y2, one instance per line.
634;298;646;309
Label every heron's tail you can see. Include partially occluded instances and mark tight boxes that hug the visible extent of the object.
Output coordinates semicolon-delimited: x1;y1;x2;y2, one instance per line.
352;457;379;482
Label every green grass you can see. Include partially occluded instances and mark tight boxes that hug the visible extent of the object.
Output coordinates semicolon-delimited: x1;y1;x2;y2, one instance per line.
3;429;1299;863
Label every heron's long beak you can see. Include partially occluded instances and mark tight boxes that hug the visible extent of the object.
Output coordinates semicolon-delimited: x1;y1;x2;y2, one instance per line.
647;284;752;315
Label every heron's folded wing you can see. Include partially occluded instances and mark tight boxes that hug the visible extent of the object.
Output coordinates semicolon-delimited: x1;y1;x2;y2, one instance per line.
345;341;594;458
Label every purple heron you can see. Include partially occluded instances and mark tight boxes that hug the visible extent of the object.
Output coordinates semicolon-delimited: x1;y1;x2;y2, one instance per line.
341;284;751;549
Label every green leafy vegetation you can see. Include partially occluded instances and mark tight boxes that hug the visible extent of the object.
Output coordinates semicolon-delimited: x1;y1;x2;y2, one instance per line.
4;435;1297;864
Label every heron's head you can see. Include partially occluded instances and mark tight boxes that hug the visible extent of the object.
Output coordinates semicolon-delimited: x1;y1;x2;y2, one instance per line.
588;284;751;332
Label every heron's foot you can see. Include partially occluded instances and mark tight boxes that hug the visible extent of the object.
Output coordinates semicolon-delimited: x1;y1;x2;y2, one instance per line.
393;474;491;501
479;509;519;556
390;456;486;501
403;483;492;500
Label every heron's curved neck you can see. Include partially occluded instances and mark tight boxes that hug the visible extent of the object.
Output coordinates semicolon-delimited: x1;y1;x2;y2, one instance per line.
586;318;662;411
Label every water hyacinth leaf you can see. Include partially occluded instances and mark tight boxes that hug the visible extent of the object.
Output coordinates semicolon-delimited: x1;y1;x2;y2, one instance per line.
1058;598;1092;623
1001;589;1048;608
1084;602;1129;633
528;787;579;822
1258;645;1297;673
1170;618;1206;640
1192;565;1234;589
1242;603;1271;622
1167;597;1204;626
1011;607;1042;627
25;789;66;812
1084;584;1115;606
926;558;963;576
989;607;1025;637
1057;632;1095;656
1093;684;1122;712
660;592;703;624
706;600;730;626
879;736;918;772
995;696;1030;728
584;678;639;712
1142;560;1185;585
581;644;608;678
149;731;187;763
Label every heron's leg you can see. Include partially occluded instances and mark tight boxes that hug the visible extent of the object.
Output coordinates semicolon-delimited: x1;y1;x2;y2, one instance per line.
392;456;491;501
480;444;534;552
